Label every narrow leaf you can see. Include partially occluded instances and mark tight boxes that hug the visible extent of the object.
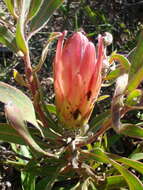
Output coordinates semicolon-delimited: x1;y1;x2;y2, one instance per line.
103;175;127;190
125;89;142;106
16;0;30;53
129;153;143;161
3;0;18;19
13;69;27;87
127;31;143;92
81;149;143;190
0;26;18;53
105;68;121;80
29;0;64;38
27;0;44;21
109;52;130;71
0;123;26;145
107;153;143;174
44;104;56;114
121;124;143;139
4;101;56;158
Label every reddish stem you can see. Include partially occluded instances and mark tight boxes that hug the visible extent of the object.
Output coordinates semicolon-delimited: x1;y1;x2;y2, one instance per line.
23;54;49;127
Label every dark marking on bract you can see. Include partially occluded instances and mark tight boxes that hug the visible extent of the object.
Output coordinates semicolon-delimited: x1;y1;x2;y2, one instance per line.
86;91;92;101
73;109;81;120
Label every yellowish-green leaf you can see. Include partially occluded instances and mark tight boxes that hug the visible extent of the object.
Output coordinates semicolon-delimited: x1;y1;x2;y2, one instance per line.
3;0;18;19
107;152;143;175
109;52;130;71
125;89;142;106
13;69;27;87
121;124;143;139
27;0;44;21
105;68;121;80
97;95;110;102
127;31;143;92
16;0;31;54
29;0;64;38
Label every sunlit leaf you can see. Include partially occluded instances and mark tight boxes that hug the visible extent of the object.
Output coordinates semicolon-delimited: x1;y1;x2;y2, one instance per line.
16;0;30;53
127;31;143;92
107;153;143;174
13;69;27;87
0;82;57;157
125;89;142;106
27;0;44;21
44;104;56;114
129;153;143;161
109;52;130;71
97;95;110;102
111;73;129;133
3;0;18;19
121;124;143;139
29;0;64;38
105;68;121;80
81;149;143;190
4;101;53;157
102;175;127;190
0;82;38;128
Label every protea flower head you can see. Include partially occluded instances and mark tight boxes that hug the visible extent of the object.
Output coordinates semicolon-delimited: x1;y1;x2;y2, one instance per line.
53;31;104;129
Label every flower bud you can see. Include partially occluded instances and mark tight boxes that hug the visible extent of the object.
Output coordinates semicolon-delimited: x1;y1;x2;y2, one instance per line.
53;31;104;129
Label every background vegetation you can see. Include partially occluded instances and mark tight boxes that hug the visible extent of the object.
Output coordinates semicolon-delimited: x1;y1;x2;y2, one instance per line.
0;0;143;189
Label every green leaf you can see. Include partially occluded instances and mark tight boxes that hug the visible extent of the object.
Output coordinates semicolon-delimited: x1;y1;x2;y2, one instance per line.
0;82;38;128
13;145;36;190
102;175;127;190
109;159;143;190
107;153;143;175
81;149;143;190
35;165;63;190
29;0;64;38
0;82;57;157
90;110;110;130
45;104;56;114
125;89;142;106
27;0;44;21
105;68;121;80
0;123;50;148
121;124;143;139
97;95;110;102
21;172;35;190
0;26;18;53
16;0;30;53
0;123;26;145
109;52;130;71
13;69;27;87
129;153;143;161
127;31;143;92
3;0;18;19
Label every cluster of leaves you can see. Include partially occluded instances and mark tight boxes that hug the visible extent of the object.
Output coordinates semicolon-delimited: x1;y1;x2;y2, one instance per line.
1;1;143;190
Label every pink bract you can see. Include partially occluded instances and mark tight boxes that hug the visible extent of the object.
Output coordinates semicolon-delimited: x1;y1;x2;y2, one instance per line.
53;31;104;129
